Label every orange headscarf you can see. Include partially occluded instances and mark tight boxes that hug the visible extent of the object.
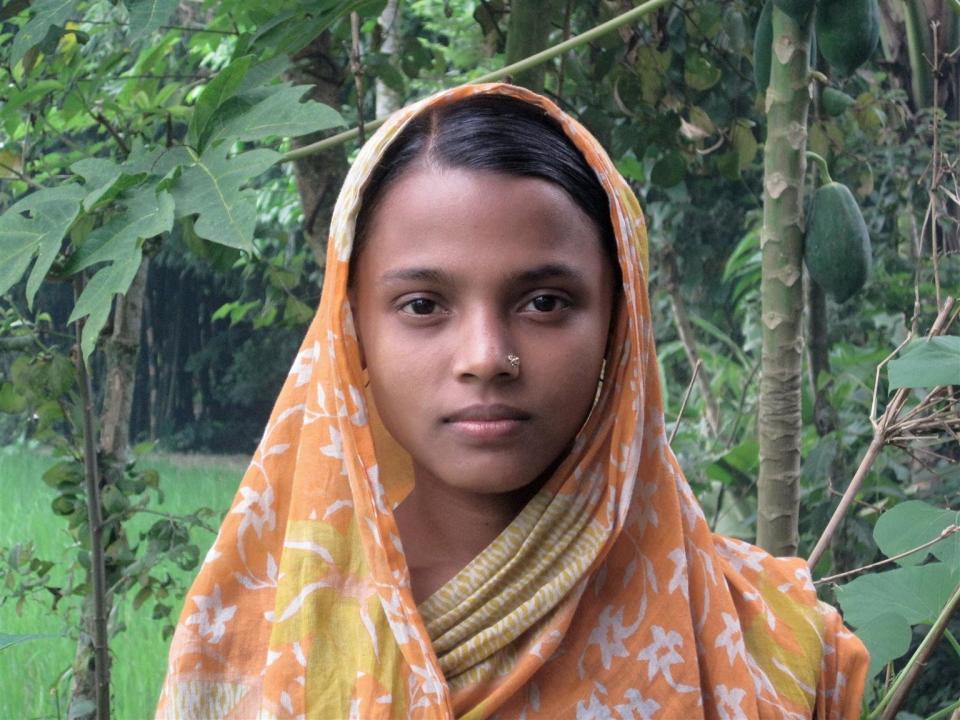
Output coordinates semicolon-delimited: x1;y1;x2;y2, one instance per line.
158;84;867;719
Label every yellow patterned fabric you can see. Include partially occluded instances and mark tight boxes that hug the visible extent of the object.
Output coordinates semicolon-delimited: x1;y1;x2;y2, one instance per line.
157;84;868;719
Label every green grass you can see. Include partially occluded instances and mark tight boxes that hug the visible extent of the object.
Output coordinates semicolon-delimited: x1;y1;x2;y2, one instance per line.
0;445;244;719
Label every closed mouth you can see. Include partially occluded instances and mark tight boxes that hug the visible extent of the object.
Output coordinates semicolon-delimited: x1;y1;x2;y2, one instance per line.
443;404;532;423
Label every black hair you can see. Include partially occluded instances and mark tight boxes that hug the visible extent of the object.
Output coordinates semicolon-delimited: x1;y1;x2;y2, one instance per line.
350;94;617;276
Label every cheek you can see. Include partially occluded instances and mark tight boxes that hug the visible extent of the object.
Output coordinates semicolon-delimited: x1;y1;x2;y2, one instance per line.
533;320;609;423
362;325;439;445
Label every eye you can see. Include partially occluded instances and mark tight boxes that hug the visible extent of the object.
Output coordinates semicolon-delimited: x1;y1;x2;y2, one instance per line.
521;294;569;313
399;297;441;316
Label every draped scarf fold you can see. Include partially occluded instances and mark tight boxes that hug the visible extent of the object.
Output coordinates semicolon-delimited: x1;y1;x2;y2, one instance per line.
158;83;868;720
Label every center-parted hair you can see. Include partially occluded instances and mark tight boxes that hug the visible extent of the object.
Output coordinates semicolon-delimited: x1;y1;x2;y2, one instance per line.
350;94;617;278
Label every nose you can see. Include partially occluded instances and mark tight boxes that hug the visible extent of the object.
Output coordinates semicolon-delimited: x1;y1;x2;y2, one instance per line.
451;306;517;382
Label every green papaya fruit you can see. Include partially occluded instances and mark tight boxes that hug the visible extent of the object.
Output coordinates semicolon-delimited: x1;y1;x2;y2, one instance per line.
821;87;855;116
804;181;872;302
774;0;815;21
754;1;773;94
816;0;880;76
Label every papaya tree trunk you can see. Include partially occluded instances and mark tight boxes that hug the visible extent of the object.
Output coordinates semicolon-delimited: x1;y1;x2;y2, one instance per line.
757;8;813;557
505;0;557;91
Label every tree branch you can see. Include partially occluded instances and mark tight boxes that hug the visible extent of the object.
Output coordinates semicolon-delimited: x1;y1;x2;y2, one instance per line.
808;296;957;568
815;524;960;585
280;0;675;162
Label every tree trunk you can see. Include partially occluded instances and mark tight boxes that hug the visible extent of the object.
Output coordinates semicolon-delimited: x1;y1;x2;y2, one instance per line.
286;33;349;269
99;260;148;461
69;260;149;719
756;8;813;557
375;0;403;118
505;0;556;92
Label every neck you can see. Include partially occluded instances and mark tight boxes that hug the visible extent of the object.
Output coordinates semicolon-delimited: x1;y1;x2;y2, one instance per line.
394;466;541;604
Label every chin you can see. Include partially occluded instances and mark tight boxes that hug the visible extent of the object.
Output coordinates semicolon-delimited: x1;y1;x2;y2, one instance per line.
429;456;550;497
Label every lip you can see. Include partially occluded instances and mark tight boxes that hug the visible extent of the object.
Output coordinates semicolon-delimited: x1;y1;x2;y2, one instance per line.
443;404;531;442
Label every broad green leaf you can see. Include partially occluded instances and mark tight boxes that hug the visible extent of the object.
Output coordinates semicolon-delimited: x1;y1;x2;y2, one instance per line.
852;612;912;679
0;185;83;306
187;56;253;151
69;187;174;359
0;632;61;651
0;382;28;413
126;0;177;39
651;152;686;188
9;0;78;66
235;55;290;93
3;79;64;113
71;158;131;211
211;85;344;143
835;563;959;628
169;146;279;251
874;500;959;567
888;336;960;389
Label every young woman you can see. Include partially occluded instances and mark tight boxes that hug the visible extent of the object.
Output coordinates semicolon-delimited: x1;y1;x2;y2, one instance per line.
158;84;867;719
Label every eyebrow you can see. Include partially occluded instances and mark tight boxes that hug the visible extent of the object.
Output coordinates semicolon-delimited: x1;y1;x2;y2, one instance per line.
379;263;587;285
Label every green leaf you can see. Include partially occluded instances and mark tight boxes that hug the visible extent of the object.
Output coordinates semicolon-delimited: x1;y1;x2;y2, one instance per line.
126;0;177;39
874;500;959;567
187;56;253;151
0;382;27;414
853;612;912;678
684;51;722;91
9;0;79;66
69;187;174;359
651;152;687;188
71;158;122;210
0;632;60;652
835;563;959;628
211;85;344;143
888;336;960;389
0;185;83;306
169;145;279;251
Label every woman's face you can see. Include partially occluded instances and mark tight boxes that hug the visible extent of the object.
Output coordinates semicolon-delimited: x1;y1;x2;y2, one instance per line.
351;166;615;497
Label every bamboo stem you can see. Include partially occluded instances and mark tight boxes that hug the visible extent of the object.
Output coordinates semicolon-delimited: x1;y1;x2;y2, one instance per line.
280;0;675;162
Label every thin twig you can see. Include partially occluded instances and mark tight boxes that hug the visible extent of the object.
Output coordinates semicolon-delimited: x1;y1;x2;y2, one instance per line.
76;18;238;34
815;524;959;585
928;23;942;309
0;161;43;189
669;360;702;446
91;111;130;156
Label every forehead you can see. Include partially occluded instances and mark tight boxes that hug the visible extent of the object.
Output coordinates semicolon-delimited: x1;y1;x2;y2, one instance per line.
357;167;606;279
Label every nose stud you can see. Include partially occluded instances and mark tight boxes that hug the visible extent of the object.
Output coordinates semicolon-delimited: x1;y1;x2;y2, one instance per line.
506;353;521;370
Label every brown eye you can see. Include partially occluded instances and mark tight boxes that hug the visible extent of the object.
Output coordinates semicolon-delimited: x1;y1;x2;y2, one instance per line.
401;298;438;315
523;295;568;313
